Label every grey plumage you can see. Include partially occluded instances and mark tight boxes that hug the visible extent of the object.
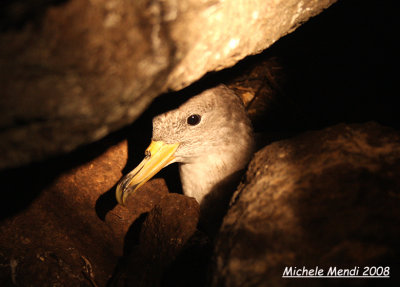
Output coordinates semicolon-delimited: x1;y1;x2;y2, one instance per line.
152;85;254;203
116;84;254;208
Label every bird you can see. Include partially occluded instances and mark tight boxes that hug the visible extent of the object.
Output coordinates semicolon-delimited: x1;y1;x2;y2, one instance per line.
116;84;254;209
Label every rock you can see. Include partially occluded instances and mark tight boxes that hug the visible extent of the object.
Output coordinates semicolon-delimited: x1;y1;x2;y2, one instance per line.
163;0;337;90
0;138;171;286
213;122;400;287
0;129;204;286
0;0;336;169
0;0;173;170
109;193;200;287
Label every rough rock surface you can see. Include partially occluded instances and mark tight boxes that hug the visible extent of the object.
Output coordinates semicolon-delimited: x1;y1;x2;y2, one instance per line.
0;139;172;286
0;0;336;169
109;194;200;287
213;122;400;287
0;111;206;287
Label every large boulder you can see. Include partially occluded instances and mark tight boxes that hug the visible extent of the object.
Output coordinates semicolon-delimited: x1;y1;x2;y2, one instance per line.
213;122;400;287
109;194;200;287
0;137;201;286
0;0;336;169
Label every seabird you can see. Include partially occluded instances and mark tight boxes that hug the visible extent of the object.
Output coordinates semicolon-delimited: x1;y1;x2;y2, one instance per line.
116;84;254;206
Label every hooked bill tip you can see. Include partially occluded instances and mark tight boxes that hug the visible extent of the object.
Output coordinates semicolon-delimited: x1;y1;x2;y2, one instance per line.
116;164;146;205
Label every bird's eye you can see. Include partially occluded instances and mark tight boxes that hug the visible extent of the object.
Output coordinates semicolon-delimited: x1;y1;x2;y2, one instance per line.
187;114;201;126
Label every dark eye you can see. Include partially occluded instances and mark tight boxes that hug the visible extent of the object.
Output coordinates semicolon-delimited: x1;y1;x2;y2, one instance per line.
187;114;201;126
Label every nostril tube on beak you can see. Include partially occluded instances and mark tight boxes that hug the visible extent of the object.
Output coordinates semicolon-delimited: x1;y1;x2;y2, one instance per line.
145;150;151;158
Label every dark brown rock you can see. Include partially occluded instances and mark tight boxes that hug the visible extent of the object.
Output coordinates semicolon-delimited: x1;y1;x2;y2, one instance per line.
0;139;171;286
213;122;400;287
0;0;173;170
0;0;336;170
109;193;200;287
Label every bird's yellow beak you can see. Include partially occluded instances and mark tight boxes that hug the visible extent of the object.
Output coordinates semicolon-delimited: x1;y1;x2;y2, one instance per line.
116;140;179;205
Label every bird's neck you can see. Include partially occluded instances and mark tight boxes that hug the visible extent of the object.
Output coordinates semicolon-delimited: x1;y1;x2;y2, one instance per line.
178;152;246;204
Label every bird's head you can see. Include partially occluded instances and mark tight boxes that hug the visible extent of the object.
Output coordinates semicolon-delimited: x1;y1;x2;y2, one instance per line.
116;85;253;205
